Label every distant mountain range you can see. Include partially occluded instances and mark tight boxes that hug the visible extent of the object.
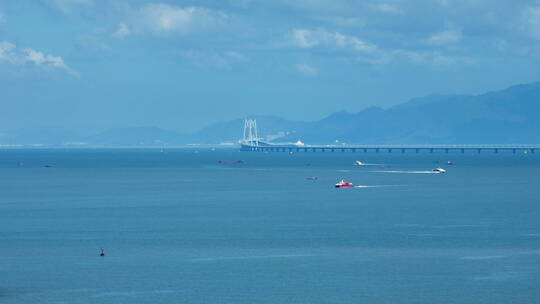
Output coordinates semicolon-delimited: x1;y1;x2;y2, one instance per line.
1;82;539;146
281;82;540;144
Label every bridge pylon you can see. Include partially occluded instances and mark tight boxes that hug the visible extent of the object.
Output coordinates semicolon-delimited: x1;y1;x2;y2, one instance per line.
243;119;259;146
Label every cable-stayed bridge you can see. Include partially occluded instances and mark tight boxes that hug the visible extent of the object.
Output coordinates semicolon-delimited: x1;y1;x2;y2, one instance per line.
240;119;539;154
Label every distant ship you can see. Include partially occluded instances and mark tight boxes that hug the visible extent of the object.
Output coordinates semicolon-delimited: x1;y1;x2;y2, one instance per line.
218;160;245;164
335;180;354;188
432;168;446;173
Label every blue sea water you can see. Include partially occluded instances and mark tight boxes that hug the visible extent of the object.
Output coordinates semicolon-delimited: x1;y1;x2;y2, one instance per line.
1;148;539;304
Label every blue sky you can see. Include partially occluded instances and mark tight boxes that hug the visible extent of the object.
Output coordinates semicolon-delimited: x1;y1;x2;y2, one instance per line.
1;0;540;134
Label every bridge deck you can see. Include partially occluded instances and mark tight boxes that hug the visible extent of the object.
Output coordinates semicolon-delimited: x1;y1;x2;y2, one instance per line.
240;143;539;153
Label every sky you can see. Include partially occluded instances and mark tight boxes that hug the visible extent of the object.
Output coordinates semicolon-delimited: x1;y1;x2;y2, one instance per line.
1;0;540;134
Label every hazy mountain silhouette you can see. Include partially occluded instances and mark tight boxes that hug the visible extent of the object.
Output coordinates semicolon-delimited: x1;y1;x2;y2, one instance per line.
190;115;304;143
0;127;83;145
280;82;540;144
1;82;539;146
86;127;187;146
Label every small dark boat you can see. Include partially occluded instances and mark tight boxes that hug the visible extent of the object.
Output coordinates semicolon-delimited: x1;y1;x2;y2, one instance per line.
100;248;105;257
218;160;245;164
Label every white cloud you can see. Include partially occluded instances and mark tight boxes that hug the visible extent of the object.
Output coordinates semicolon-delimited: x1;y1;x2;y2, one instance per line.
77;34;111;51
225;51;248;62
290;28;376;52
523;5;540;39
296;63;318;76
374;3;402;14
291;29;318;48
180;50;248;69
428;26;462;45
403;50;473;67
114;23;130;39
285;26;472;68
353;48;474;67
0;41;18;64
519;43;540;61
137;3;228;35
0;41;77;76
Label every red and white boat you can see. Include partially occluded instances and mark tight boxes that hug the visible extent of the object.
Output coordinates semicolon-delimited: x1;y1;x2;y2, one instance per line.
335;180;354;188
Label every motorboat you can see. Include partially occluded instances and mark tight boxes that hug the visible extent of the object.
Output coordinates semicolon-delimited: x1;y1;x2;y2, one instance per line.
306;177;318;180
335;180;355;188
433;168;446;173
353;161;364;166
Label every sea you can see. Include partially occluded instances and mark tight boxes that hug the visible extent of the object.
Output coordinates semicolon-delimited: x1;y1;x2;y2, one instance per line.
0;148;539;304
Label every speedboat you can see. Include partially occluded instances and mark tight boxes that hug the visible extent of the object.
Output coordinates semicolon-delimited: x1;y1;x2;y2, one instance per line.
447;161;453;165
335;180;354;188
353;161;364;166
432;168;446;173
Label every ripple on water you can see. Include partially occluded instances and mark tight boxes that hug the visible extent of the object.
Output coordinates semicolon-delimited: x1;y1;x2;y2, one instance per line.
187;254;316;262
460;255;507;260
91;290;177;298
473;272;523;281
